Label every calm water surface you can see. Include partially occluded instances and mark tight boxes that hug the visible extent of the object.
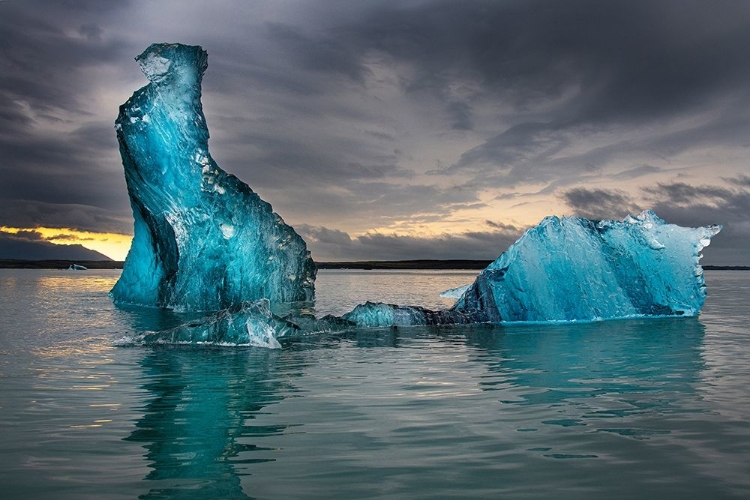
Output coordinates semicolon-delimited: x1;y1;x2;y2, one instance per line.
0;269;749;499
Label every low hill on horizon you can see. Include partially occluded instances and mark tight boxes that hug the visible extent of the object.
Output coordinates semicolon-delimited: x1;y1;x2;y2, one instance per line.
0;233;112;262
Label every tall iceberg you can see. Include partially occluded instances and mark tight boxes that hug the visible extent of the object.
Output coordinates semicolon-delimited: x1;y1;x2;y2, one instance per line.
344;211;721;326
111;43;315;312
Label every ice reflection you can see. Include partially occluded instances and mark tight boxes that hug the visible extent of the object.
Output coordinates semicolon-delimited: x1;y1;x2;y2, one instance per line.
126;347;306;500
463;318;706;417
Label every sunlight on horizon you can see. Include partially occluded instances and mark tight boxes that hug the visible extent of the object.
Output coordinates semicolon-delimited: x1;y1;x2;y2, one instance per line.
0;227;132;261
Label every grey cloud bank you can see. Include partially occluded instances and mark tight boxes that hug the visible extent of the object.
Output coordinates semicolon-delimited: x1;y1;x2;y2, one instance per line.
0;0;747;263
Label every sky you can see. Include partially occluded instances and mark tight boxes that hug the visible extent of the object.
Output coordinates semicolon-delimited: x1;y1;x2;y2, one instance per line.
0;0;748;264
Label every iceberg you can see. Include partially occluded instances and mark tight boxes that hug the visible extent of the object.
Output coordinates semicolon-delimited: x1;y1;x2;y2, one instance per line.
108;43;722;345
120;300;293;348
110;44;315;312
453;211;720;323
345;211;721;327
118;210;721;346
343;301;473;327
118;299;355;348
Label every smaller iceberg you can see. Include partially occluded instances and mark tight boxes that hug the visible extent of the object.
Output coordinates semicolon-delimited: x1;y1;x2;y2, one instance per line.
453;211;721;323
117;300;293;348
345;211;721;327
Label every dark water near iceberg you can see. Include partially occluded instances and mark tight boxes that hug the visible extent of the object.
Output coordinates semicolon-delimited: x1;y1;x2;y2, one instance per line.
0;269;749;499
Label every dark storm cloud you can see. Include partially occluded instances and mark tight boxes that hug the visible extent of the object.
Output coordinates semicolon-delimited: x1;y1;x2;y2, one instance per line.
562;188;640;220
644;182;750;265
348;1;750;114
297;224;523;262
0;124;127;208
1;0;748;262
0;0;136;236
366;0;750;185
198;0;750;218
562;182;750;265
0;199;133;235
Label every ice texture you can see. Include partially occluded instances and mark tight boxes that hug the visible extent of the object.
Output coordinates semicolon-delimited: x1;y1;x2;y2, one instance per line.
110;44;315;311
345;211;721;327
119;300;291;348
118;299;355;348
439;284;471;299
343;301;473;327
453;211;720;322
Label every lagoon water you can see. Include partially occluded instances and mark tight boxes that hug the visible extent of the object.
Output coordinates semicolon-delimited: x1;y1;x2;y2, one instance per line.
0;269;749;499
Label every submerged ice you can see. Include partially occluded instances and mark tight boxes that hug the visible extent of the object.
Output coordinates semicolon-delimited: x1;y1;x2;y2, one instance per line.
110;44;315;312
119;299;355;349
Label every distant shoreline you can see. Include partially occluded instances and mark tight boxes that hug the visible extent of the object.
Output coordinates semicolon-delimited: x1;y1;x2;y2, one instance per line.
0;259;748;271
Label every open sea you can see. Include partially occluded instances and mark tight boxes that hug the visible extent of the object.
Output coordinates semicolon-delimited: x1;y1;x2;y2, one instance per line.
0;269;749;499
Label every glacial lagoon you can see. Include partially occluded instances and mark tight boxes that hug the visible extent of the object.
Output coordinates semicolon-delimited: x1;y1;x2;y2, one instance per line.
1;269;749;499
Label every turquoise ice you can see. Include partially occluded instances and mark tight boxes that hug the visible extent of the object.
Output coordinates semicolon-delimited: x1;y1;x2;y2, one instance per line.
452;211;721;322
110;43;722;341
121;208;721;346
110;44;315;312
345;211;721;327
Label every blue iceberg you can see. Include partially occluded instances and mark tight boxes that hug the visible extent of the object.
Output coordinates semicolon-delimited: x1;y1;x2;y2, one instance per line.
109;43;722;345
345;211;721;327
110;44;315;312
454;211;720;322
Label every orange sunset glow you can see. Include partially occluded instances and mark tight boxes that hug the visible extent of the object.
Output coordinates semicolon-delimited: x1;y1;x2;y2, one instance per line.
0;227;132;261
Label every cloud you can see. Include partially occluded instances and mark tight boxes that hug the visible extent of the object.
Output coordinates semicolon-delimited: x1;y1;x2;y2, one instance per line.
0;229;111;261
724;175;750;188
3;229;44;241
561;187;640;220
1;0;748;263
298;223;523;261
611;165;661;181
0;199;133;235
643;182;750;265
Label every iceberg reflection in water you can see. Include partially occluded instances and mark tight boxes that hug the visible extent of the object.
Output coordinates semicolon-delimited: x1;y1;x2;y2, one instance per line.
0;270;748;499
120;315;743;499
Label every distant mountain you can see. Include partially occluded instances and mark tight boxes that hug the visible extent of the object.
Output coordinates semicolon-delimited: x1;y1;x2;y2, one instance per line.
0;233;112;261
